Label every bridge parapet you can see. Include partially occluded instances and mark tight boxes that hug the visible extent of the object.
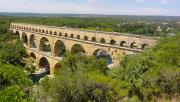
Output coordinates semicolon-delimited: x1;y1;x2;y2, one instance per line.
10;22;158;49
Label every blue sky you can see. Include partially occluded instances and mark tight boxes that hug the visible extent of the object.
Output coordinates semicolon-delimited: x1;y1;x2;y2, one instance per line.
0;0;179;16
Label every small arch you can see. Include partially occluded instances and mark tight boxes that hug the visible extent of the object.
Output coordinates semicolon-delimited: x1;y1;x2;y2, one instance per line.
84;36;88;41
50;31;53;34
142;44;149;50
130;42;138;48
92;37;96;42
65;33;68;37
120;41;126;47
100;38;106;43
35;29;38;32
70;34;74;38
71;44;85;54
77;35;80;39
42;30;45;33
32;28;35;31
46;30;48;34
39;37;51;52
110;39;116;45
39;57;50;75
59;32;62;36
39;29;41;32
54;32;57;35
54;40;66;57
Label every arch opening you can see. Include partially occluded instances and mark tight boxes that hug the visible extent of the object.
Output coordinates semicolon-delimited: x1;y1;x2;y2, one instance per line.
39;57;50;75
130;42;138;48
93;49;113;64
54;40;66;57
30;52;36;60
70;34;74;38
142;44;149;50
92;37;96;42
77;35;80;39
29;35;37;48
110;39;116;45
46;30;48;34
84;36;88;41
22;32;28;46
50;31;52;34
100;38;106;44
120;41;126;47
65;33;68;37
39;37;51;52
59;32;62;36
71;44;85;54
54;32;57;35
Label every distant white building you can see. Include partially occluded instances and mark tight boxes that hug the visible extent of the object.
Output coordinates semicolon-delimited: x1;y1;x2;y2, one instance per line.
157;26;162;31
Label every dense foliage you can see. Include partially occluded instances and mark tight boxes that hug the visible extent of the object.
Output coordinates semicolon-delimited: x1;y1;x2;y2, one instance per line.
37;53;130;102
37;35;180;102
110;36;180;101
0;16;179;102
0;17;34;102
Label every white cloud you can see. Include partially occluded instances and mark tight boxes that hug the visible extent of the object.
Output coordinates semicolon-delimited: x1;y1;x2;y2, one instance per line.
0;0;178;16
133;0;176;4
160;0;174;4
88;0;96;3
134;0;145;3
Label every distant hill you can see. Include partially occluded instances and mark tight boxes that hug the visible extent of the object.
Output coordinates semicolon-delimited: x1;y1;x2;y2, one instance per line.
0;12;180;20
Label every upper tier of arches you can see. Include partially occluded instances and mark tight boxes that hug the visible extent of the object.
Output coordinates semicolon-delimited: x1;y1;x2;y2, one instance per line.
11;24;156;50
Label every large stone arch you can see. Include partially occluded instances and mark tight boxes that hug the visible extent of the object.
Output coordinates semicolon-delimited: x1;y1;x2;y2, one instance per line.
22;32;28;46
71;43;86;54
39;57;50;75
29;34;37;48
39;37;51;52
54;40;66;57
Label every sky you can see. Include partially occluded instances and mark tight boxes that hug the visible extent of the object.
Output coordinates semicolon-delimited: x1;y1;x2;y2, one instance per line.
0;0;179;16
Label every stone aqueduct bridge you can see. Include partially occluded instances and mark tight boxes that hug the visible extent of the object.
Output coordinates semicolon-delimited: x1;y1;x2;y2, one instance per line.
10;23;157;76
